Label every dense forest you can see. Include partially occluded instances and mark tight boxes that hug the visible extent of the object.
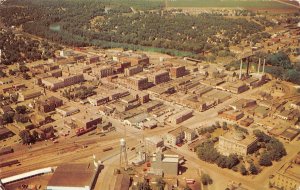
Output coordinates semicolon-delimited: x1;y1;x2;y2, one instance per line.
0;0;264;58
0;30;58;65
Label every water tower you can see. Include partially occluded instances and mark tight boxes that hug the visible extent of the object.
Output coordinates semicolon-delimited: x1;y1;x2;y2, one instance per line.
119;138;128;170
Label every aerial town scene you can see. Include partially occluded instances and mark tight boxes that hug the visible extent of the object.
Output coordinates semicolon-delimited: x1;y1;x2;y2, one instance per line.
0;0;299;190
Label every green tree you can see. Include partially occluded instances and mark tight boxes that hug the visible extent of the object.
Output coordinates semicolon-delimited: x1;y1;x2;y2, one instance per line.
283;69;300;84
19;65;29;73
266;138;287;161
19;130;33;144
8;69;16;76
266;52;292;69
0;70;6;77
184;187;192;190
3;112;14;123
32;130;39;141
156;177;165;190
226;154;240;169
137;179;151;190
259;151;272;166
249;163;258;175
22;73;31;80
15;105;27;114
201;173;213;185
240;164;247;175
14;113;28;123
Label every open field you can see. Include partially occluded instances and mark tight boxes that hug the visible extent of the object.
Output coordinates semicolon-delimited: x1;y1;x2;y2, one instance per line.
167;0;300;12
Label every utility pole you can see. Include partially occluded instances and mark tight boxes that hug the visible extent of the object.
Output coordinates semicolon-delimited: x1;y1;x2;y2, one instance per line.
239;59;243;80
262;59;266;74
257;58;261;74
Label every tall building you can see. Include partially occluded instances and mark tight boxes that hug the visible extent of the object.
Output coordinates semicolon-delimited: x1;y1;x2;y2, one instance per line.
151;71;170;85
124;65;143;76
170;66;186;78
127;76;149;90
150;150;179;176
218;131;257;156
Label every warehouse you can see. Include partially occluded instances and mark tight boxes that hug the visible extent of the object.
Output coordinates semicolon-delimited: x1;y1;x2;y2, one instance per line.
47;163;100;190
169;109;193;125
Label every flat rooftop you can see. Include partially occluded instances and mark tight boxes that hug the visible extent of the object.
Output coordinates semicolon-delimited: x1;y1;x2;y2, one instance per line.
56;105;79;112
152;153;179;163
145;136;163;144
42;77;62;83
220;131;257;146
47;163;98;188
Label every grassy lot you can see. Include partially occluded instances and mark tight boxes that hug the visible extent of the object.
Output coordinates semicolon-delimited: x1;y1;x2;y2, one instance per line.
167;0;293;9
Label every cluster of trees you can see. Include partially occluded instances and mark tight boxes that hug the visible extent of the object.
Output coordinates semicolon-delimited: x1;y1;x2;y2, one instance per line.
198;121;228;135
196;141;240;169
61;86;95;100
93;12;262;54
0;0;264;58
135;179;151;190
253;130;287;166
249;32;271;45
0;105;29;124
0;70;7;77
265;52;300;84
266;52;300;83
253;17;275;27
2;112;15;124
19;130;39;144
238;162;259;176
134;177;165;190
0;30;56;65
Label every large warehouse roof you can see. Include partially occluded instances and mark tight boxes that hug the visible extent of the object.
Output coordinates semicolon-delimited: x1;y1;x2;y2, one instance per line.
47;163;99;190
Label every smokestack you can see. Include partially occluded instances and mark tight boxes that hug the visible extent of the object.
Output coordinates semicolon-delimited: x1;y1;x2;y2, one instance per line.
239;59;243;80
257;58;261;74
246;58;250;76
262;59;266;74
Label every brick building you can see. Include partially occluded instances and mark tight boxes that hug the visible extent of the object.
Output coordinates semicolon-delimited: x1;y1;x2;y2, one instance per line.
170;66;186;78
87;95;110;106
37;96;63;113
41;74;84;91
124;66;143;76
119;54;149;66
169;109;193;125
18;89;42;101
151;71;170;85
127;76;149;90
220;110;244;121
218;131;258;156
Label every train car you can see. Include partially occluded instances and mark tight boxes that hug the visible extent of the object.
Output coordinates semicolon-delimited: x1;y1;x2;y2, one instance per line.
0;160;20;168
0;147;14;156
76;126;97;136
102;147;113;152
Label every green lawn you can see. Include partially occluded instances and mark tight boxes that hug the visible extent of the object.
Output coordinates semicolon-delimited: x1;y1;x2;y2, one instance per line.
167;0;292;9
